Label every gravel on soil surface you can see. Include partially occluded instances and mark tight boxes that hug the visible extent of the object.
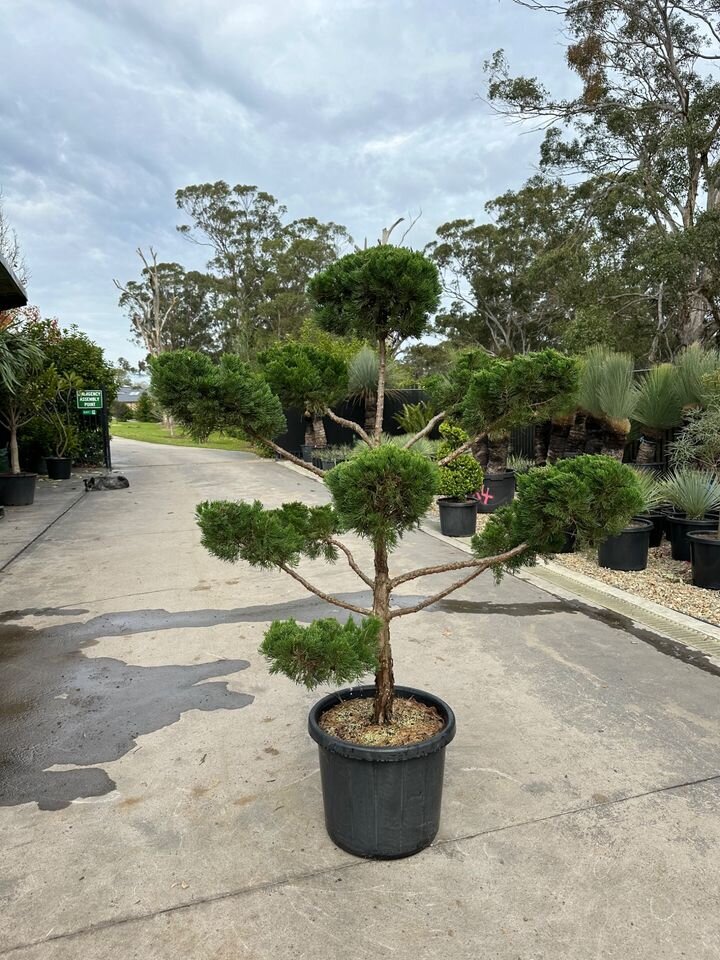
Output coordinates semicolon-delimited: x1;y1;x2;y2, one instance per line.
554;542;720;628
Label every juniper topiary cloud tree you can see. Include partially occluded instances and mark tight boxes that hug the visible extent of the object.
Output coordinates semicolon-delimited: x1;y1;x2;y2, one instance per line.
152;245;645;726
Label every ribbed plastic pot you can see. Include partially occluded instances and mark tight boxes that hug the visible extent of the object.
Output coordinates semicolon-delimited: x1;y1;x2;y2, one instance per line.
301;444;314;463
688;532;720;590
321;458;336;471
475;471;516;514
666;513;716;562
45;457;72;480
598;518;653;571
634;512;664;548
308;685;456;859
438;498;477;537
0;473;37;506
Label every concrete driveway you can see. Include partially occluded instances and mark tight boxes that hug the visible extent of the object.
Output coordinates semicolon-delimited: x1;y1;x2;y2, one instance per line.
1;437;719;958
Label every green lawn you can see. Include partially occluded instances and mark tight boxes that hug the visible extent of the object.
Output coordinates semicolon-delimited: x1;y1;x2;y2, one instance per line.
110;419;253;452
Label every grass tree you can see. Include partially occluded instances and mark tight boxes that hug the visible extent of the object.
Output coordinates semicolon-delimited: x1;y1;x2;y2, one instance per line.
576;346;638;461
153;248;643;727
259;341;348;449
346;345;402;435
633;364;683;464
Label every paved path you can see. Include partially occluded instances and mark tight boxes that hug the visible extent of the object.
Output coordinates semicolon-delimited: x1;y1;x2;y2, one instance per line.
1;438;719;958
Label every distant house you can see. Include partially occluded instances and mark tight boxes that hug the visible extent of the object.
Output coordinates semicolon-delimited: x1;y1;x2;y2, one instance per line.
116;386;145;408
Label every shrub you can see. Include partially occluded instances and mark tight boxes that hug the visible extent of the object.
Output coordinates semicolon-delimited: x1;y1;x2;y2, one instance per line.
135;392;160;422
112;401;132;422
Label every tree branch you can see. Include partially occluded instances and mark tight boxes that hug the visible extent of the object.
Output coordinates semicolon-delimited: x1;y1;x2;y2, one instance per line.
403;410;447;448
389;543;529;618
324;408;372;446
246;429;326;478
439;433;484;466
391;556;490;587
278;564;372;616
328;537;374;588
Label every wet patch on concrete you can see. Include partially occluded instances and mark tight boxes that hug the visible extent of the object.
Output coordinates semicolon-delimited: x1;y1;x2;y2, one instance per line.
0;617;254;811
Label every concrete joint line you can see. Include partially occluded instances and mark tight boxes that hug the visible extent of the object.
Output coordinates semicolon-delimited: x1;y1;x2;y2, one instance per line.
3;770;719;956
0;489;87;573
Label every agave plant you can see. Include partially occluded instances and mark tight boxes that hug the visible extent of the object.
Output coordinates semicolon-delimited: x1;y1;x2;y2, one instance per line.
347;346;401;434
577;346;638;460
633;364;682;464
659;468;720;520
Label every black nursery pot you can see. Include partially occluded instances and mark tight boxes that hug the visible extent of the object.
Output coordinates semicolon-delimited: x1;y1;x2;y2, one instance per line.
45;457;72;480
598;518;653;572
438;497;477;537
0;472;37;506
301;444;314;463
666;513;717;562
634;512;664;548
475;470;516;514
308;685;456;860
688;532;720;590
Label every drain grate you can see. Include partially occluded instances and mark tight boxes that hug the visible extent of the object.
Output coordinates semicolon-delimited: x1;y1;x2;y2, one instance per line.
527;564;720;659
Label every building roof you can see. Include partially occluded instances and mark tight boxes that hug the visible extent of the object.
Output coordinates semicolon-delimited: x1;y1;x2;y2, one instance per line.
0;252;28;310
117;386;145;404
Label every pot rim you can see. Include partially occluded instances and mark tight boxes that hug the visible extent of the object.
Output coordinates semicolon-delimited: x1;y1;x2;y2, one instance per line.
687;531;720;544
437;496;476;508
0;472;38;480
483;469;515;480
613;517;654;534
308;684;456;762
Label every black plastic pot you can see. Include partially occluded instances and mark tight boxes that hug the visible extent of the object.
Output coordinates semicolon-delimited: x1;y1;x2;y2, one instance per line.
475;470;516;514
688;532;720;590
320;458;336;471
308;685;456;859
634;512;664;548
0;472;38;506
557;529;577;554
666;513;717;562
301;444;314;463
45;457;72;480
438;498;477;537
598;518;653;571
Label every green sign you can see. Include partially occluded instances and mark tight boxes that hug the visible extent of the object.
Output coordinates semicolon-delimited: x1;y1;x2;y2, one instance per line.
76;389;103;410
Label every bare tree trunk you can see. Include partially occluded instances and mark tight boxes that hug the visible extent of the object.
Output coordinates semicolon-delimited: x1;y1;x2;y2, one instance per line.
373;337;387;443
372;538;394;724
533;422;550;465
304;418;314;446
487;435;509;474
601;429;628;462
546;417;571;464
9;422;20;474
565;413;588;457
680;287;707;348
584;416;604;455
312;413;327;449
472;434;489;468
364;394;377;435
636;436;658;464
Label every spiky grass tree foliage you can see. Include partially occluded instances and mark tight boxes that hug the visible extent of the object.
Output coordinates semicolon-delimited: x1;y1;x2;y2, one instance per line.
309;246;441;443
259;342;348;449
347;345;402;434
577;347;638;460
675;345;720;410
629;467;664;514
460;349;579;473
659;468;720;520
633;365;682;464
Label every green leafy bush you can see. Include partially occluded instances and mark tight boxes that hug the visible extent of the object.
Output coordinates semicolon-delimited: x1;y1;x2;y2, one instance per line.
473;455;644;575
261;617;380;688
437;455;484;500
112;401;132;422
135;392;160;422
324;444;438;548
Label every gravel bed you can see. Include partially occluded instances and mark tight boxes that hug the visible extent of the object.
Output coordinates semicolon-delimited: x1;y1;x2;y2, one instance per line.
554;542;720;628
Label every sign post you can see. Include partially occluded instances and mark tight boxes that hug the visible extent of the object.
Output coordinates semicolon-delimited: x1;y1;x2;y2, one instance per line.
76;389;111;470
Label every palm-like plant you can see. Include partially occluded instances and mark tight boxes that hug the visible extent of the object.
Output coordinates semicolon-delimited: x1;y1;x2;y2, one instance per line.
629;467;663;514
675;345;720;410
659;468;720;520
347;346;401;434
577;347;638;460
633;364;683;464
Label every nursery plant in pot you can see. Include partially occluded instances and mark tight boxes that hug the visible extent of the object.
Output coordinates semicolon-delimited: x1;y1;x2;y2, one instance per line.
41;370;82;480
633;364;682;467
435;422;484;537
660;468;720;562
0;325;48;506
630;468;665;548
153;245;644;860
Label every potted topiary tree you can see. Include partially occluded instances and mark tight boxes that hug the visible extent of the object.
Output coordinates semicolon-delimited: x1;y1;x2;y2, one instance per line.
153;246;644;860
41;370;83;480
436;422;484;537
0;326;48;505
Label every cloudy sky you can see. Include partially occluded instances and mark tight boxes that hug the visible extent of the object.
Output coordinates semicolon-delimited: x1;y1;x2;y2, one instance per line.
1;0;574;364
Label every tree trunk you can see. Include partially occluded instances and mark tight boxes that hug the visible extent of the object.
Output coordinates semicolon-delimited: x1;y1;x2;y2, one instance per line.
372;539;394;725
472;434;489;468
533;422;550;465
373;337;387;442
304;418;314;446
601;429;628;462
679;287;707;348
565;413;588;457
364;394;377;435
9;422;20;474
584;416;604;455
636;436;658;465
546;418;570;464
312;413;327;449
487;434;509;474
